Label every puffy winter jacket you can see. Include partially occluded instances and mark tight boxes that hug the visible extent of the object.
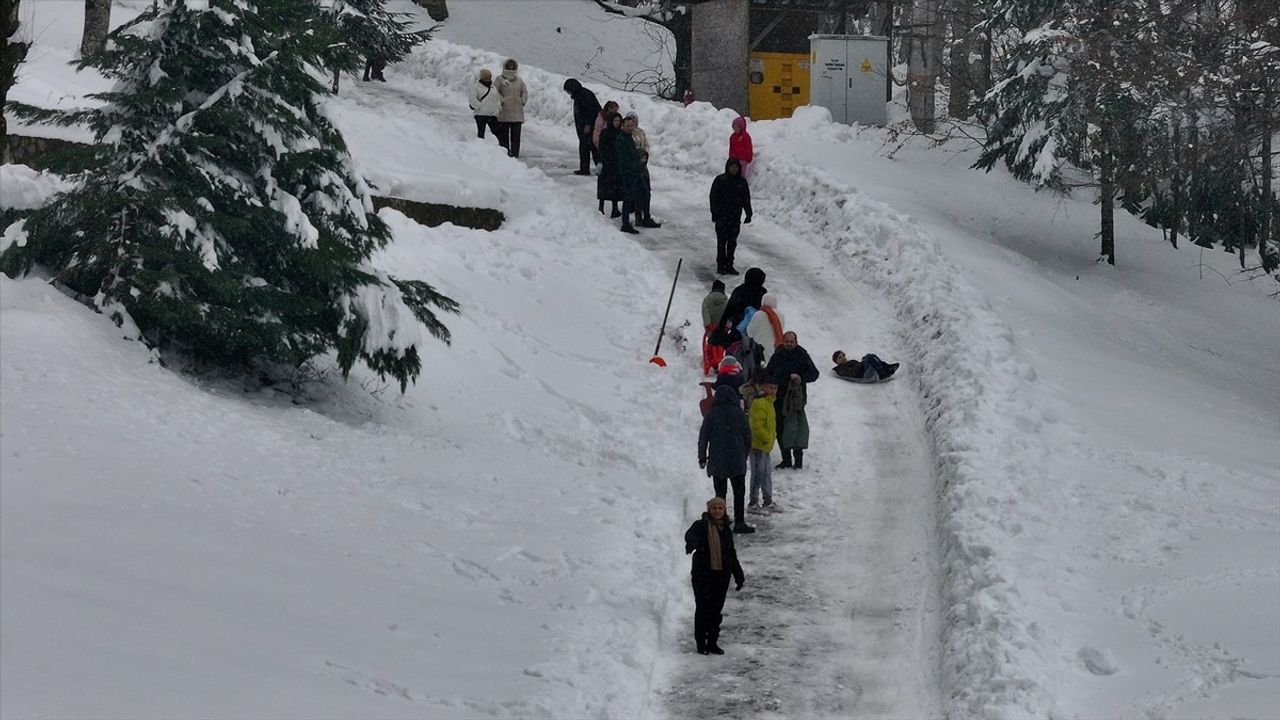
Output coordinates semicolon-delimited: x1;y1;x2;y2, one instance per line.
701;290;728;327
749;396;776;452
494;69;527;122
746;299;784;364
698;385;751;477
469;80;501;117
729;116;754;164
709;158;752;223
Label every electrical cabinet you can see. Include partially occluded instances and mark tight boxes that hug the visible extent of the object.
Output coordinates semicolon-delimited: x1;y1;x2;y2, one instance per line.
747;52;811;120
808;35;888;126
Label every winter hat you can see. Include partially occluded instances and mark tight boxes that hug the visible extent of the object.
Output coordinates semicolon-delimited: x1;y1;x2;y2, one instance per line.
711;279;725;292
504;58;518;71
624;111;639;122
744;267;766;286
732;116;748;132
718;356;742;374
563;78;580;92
479;68;492;80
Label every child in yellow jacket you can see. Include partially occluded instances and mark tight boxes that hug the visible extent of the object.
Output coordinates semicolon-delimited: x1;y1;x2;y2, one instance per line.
748;375;779;510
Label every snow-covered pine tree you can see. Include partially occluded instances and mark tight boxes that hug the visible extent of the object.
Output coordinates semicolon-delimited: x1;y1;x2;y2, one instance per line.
326;0;435;92
1;0;457;390
973;0;1156;265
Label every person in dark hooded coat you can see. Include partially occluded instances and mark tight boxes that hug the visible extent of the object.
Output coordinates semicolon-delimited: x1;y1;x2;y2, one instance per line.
563;78;601;175
597;112;624;217
719;267;767;329
685;496;746;655
708;158;753;275
698;384;754;534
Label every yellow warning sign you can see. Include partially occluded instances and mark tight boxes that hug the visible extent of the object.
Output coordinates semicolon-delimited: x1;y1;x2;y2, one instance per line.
860;58;873;73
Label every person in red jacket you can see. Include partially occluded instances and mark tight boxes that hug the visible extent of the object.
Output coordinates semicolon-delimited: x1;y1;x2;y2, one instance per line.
729;116;754;179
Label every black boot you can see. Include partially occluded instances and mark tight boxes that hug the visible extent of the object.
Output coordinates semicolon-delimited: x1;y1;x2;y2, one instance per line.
599;200;605;215
733;521;756;534
775;448;793;470
794;449;804;470
610;202;622;218
706;640;725;655
696;636;708;655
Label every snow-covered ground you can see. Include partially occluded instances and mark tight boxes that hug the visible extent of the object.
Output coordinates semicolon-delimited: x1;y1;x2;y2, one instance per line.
3;2;1277;718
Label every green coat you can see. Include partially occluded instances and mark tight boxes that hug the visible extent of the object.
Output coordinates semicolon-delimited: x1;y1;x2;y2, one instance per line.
702;291;728;327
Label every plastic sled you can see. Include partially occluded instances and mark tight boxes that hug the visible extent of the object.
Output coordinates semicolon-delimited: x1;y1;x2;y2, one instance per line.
701;326;725;376
832;369;898;384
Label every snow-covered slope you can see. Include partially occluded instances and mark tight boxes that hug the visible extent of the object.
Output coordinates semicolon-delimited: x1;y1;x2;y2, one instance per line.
3;1;1277;719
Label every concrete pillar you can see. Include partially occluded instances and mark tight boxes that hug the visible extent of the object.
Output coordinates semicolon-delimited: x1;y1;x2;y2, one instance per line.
691;0;749;115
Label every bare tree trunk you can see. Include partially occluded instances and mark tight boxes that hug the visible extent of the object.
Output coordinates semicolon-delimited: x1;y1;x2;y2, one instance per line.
2;0;29;164
81;0;110;57
1169;113;1181;248
1260;92;1274;267
908;0;943;132
1100;145;1116;265
667;6;692;101
1100;123;1116;265
945;0;985;119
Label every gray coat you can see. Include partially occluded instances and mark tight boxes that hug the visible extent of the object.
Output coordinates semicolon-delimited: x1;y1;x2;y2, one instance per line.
698;385;751;477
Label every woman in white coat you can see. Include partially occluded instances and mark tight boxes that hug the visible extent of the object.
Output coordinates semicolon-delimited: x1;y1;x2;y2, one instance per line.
746;294;785;366
469;68;503;144
494;58;528;158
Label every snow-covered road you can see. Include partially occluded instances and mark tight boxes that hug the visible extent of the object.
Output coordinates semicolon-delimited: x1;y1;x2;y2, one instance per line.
341;70;945;717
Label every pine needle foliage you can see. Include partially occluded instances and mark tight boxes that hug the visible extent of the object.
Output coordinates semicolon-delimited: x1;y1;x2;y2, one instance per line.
1;0;457;391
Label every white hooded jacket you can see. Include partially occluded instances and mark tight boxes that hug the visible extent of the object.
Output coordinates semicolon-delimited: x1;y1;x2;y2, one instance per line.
746;295;785;364
469;80;502;117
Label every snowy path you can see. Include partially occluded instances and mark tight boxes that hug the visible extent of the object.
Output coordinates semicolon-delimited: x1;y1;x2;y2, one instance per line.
341;74;944;717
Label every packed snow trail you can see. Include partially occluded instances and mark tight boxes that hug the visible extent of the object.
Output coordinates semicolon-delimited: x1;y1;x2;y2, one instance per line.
350;64;945;717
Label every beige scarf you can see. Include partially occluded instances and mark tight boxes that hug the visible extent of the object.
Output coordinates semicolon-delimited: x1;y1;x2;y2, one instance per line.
706;515;724;571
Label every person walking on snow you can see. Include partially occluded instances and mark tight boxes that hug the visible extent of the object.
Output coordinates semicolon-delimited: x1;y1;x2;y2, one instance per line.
494;58;527;158
748;374;780;511
469;69;503;143
765;332;819;470
597;112;624;218
729;116;754;179
624;111;660;228
698;385;755;534
709;158;752;275
685;497;745;655
746;293;785;365
563;78;601;175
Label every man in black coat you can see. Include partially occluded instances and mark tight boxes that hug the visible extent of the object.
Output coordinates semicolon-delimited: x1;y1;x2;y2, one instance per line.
765;331;820;469
563;78;601;176
708;158;753;275
697;385;755;533
718;267;767;330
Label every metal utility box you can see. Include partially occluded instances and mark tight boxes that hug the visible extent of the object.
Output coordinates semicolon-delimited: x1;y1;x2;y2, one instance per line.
748;52;811;120
808;35;888;126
